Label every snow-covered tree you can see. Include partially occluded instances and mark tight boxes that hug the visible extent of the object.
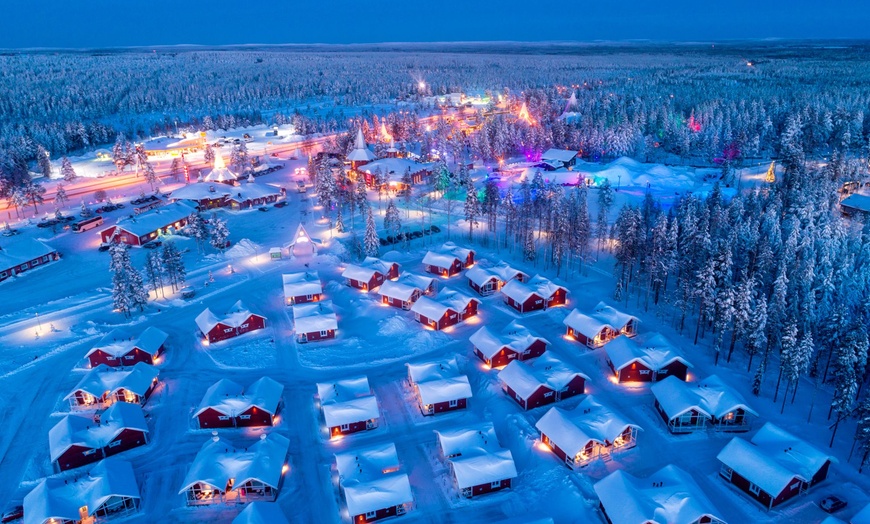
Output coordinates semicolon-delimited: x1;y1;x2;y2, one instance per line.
143;161;158;191
186;213;209;253
464;182;479;242
383;199;401;240
36;145;52;178
54;183;67;208
109;243;147;317
364;205;379;257
204;144;215;166
144;250;165;299
60;156;76;182
161;242;186;291
209;217;230;253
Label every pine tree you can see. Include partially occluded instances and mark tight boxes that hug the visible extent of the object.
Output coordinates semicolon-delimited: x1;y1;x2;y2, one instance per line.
464;182;479;242
204;144;215;166
112;133;128;172
596;179;614;259
55;183;68;209
745;292;768;371
209;217;230;253
36;145;52;178
384;200;401;240
143;161;158;191
335;206;345;233
61;157;76;182
186;213;209;253
109;243;147;317
145;251;165;298
854;393;870;470
170;157;182;182
364;205;380;257
830;332;859;445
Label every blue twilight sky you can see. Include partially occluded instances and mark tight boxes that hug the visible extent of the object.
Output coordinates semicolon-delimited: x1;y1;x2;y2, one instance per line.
1;1;868;49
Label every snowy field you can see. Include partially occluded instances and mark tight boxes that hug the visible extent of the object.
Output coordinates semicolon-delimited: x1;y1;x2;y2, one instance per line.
1;150;868;524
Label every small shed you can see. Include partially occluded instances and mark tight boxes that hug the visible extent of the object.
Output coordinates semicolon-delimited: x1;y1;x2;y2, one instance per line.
269;247;282;260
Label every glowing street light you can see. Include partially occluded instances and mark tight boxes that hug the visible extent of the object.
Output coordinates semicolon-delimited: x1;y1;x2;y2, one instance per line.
418;81;426;91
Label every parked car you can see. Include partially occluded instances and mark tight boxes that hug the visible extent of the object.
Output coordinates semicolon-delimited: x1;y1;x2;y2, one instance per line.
1;505;23;523
98;243;112;252
430;225;441;233
1;227;20;236
274;201;288;208
820;496;847;513
180;286;196;299
142;241;163;249
258;206;269;212
36;219;58;228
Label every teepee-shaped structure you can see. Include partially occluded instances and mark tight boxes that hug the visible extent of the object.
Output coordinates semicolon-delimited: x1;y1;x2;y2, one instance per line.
289;223;318;257
203;154;238;184
347;129;377;167
561;91;579;116
517;102;535;125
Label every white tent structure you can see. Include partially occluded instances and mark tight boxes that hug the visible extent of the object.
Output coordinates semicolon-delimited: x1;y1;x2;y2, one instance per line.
347;129;378;164
288;223;317;257
202;154;238;183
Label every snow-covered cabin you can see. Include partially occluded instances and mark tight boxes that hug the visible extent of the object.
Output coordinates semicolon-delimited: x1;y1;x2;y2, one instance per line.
410;288;480;330
85;326;167;368
406;357;472;415
65;362;159;409
466;262;527;296
716;422;835;510
563;302;639;348
194;377;284;429
356;157;435;188
293;300;338;343
536;395;641;469
435;422;517;498
651;375;757;434
24;459;141;524
168;182;231;210
342;256;400;291
225;182;284;209
49;402;149;472
541;149;579;170
98;201;195;246
334;442;413;522
470;321;550;368
288;223;317;257
498;352;589;410
195;300;267;344
282;271;323;305
347;129;378;169
594;464;726;524
423;242;475;276
179;433;291;506
839;192;870;217
605;333;692;383
141;132;205;157
379;272;435;310
232;502;291;524
0;237;60;282
501;274;568;313
316;376;380;438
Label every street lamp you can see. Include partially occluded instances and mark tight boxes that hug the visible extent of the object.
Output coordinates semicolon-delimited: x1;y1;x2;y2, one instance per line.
35;311;42;332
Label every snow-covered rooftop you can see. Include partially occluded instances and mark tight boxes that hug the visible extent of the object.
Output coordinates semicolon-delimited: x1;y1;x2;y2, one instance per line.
203;154;238;183
347;129;378;162
541;149;579;163
141;134;202;152
564;302;638;339
232;502;291;524
379;272;433;301
535;396;641;458
335;442;401;484
435;423;517;490
717;422;835;497
343;473;413;517
605;333;692;373
196;300;263;334
282;271;323;298
436;422;502;459
194;376;283;417
440;241;473;261
356;157;434;181
410;288;479;320
840;192;870;213
593;464;724;524
86;326;168;359
317;376;379;427
49;402;148;462
417;376;473;406
501;274;566;303
469;321;550;360
342;257;394;283
466;262;525;287
406;357;461;385
100;201;195;238
0;237;57;271
498;352;589;399
169;182;231;201
292;300;338;334
651;375;755;420
24;459;140;524
179;433;291;494
422;250;461;269
65;362;159;401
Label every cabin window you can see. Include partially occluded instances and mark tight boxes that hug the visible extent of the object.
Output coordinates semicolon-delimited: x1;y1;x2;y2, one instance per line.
748;482;761;495
721;466;733;481
125;355;134;359
83;449;97;456
240;323;249;329
106;356;116;361
239;415;251;420
32;259;39;266
224;328;233;333
108;439;122;448
218;415;230;421
340;423;350;431
0;272;6;278
306;294;313;300
544;391;554;398
320;330;328;337
490;480;501;489
19;264;27;270
448;399;458;407
43;255;50;262
639;370;650;375
365;511;377;519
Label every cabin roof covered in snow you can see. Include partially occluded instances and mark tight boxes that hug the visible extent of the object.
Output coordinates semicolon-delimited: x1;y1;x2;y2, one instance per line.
451;449;517;489
226;182;284;202
169;182;231;201
717;422;835;496
535;396;641;457
342;257;394;282
406;357;460;384
87;326;168;359
840;192;870;213
605;333;692;372
282;271;322;297
343;473;413;517
440;241;473;260
501;274;566;303
593;464;724;524
436;422;501;458
356;157;433;179
317;376;379;427
335;442;401;484
24;459;140;524
317;376;372;403
410;289;479;319
563;309;613;338
651;375;755;420
0;237;57;270
379;272;433;301
66;362;158;400
417;376;473;406
541;148;579;163
422;250;461;269
179;433;290;494
141;134;201;152
100;201;195;238
347;129;378;162
292;300;338;333
469;321;550;360
498;352;589;399
49;402;148;461
194;376;283;417
232;502;291;524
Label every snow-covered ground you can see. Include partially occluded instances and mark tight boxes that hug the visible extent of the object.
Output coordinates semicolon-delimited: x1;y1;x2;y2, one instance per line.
1;153;867;524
